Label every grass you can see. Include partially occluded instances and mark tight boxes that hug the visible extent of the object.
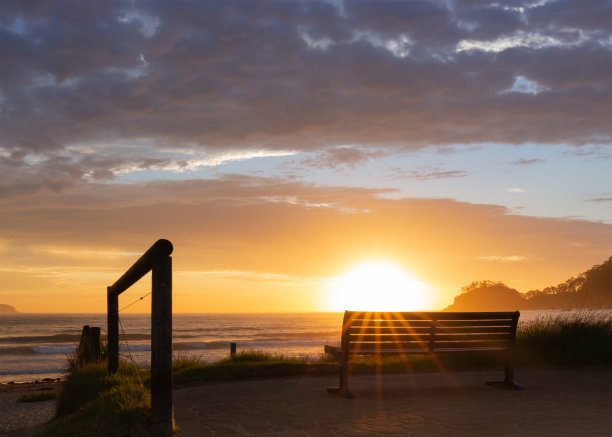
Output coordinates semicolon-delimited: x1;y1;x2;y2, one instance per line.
516;311;612;367
39;362;151;437
37;311;611;436
19;391;59;403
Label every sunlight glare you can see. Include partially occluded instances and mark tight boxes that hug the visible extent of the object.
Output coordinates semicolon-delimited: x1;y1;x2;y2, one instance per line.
325;260;430;311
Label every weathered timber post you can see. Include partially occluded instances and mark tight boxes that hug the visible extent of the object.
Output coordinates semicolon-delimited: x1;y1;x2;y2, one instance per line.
151;254;174;437
107;239;174;436
78;325;91;367
89;327;101;363
108;290;119;373
78;325;102;366
230;342;237;357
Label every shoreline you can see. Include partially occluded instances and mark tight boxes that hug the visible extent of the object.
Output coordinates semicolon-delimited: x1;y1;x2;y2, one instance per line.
0;378;63;394
0;379;62;436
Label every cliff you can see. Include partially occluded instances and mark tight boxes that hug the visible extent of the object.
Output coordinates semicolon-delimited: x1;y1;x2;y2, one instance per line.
0;304;18;314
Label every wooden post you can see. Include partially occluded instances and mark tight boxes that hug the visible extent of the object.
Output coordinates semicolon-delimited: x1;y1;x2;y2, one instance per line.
106;239;174;435
108;288;119;374
151;255;174;437
78;325;90;367
90;327;101;363
230;342;237;357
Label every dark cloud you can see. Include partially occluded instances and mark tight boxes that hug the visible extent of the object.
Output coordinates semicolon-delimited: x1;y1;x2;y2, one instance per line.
0;153;178;199
298;146;387;169
0;0;609;162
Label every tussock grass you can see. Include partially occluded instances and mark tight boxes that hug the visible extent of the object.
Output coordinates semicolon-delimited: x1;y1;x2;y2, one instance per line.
516;311;612;367
173;349;337;385
40;362;152;437
18;391;58;403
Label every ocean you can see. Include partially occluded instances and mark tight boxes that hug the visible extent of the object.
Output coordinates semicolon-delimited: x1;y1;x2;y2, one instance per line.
0;313;343;383
1;310;609;383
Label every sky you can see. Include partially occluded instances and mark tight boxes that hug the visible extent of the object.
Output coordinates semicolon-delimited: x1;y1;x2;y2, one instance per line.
0;0;610;313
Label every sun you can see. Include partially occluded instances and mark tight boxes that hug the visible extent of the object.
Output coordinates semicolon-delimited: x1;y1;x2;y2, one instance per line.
324;260;431;311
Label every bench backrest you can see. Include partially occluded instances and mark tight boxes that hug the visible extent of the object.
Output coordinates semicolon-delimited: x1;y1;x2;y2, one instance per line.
341;311;520;355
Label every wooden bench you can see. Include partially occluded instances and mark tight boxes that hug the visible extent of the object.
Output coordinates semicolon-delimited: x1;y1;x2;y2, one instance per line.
324;310;521;398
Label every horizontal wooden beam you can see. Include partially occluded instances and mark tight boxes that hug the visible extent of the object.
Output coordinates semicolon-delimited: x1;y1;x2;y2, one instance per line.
107;239;173;297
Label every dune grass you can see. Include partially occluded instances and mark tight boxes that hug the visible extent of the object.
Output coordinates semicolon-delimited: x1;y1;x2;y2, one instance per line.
515;311;612;367
39;362;152;437
18;391;59;403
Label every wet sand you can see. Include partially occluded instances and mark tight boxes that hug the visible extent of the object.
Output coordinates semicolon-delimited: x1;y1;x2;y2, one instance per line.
174;369;612;436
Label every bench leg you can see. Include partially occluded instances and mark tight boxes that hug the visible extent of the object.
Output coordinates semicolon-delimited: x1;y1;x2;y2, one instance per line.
486;363;522;390
327;359;354;398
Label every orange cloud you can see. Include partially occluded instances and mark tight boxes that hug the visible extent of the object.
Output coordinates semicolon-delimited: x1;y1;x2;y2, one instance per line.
1;176;609;312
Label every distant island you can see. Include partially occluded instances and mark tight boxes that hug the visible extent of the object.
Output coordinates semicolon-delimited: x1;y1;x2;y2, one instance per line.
445;256;612;311
0;304;18;314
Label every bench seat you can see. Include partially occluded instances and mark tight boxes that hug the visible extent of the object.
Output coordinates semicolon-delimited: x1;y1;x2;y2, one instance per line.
324;310;521;398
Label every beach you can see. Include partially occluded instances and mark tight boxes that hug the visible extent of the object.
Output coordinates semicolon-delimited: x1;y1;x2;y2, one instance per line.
0;380;61;437
3;370;610;436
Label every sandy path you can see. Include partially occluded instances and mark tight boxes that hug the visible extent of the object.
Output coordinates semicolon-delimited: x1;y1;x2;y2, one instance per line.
0;381;61;437
174;370;612;436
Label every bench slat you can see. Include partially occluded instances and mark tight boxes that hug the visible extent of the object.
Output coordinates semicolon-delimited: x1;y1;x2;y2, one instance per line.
349;334;429;341
350;319;432;327
433;340;511;349
434;333;512;341
350;341;430;351
349;320;514;328
348;311;518;321
350;326;432;334
434;326;512;334
436;320;514;327
350;326;513;335
349;333;512;343
348;348;431;355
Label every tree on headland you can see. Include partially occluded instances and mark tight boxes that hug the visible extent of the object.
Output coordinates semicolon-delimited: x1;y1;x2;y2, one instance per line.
444;256;612;311
444;281;526;311
524;256;612;309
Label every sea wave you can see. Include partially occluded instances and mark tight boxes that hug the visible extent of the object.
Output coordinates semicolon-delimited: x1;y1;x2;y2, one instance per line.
173;341;229;351
1;344;77;356
0;333;151;344
0;368;65;377
258;331;339;341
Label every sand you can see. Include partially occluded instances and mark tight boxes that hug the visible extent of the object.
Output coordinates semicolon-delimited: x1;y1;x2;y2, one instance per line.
173;369;612;436
0;380;62;437
2;370;610;436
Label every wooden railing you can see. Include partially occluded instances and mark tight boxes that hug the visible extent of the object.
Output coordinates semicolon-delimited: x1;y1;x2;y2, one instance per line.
107;239;174;437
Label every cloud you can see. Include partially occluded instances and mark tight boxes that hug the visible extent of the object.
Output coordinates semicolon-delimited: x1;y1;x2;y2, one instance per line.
298;146;387;169
1;175;609;286
507;187;525;193
0;0;609;166
586;197;612;203
510;158;546;166
479;255;527;262
390;166;469;180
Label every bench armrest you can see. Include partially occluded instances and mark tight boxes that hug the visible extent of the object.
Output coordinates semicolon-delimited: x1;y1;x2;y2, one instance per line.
324;345;344;363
